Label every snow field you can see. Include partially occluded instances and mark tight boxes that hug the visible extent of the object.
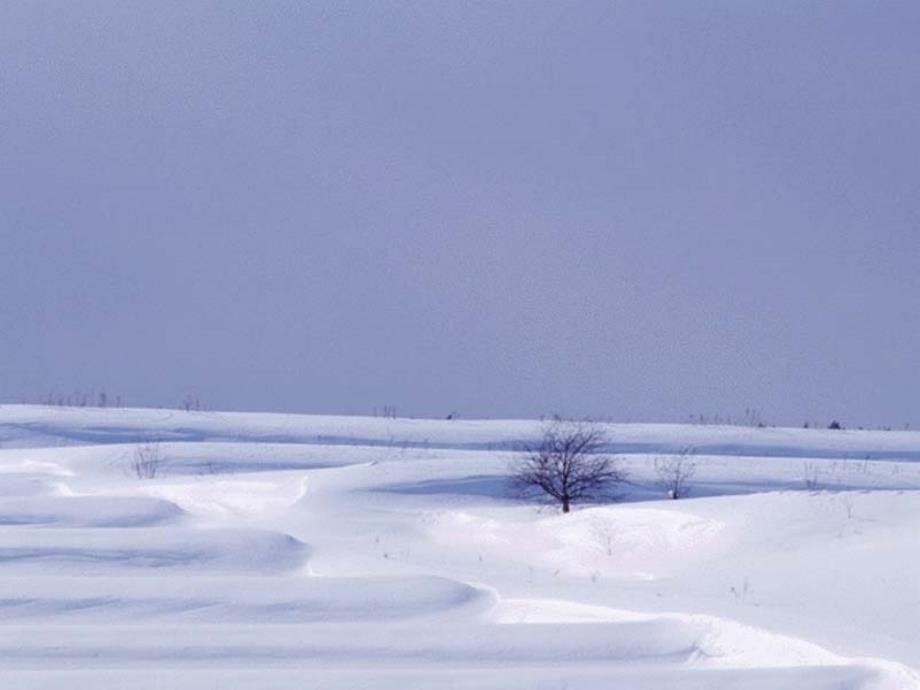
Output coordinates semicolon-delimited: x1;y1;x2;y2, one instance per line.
0;405;916;689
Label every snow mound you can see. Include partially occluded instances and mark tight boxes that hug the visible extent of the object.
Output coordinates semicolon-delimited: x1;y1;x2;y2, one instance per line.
0;496;184;527
0;474;64;497
136;474;310;519
0;575;493;623
432;505;724;578
0;528;308;574
490;598;918;690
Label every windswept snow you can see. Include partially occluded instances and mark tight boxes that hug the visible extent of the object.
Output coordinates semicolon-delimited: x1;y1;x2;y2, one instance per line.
0;405;917;689
0;496;183;527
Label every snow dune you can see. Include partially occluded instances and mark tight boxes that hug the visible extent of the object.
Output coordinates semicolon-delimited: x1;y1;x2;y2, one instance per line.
0;575;492;623
0;528;308;574
0;405;916;689
0;496;183;527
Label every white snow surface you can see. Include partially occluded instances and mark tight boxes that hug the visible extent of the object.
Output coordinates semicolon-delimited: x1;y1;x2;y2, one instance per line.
0;405;917;689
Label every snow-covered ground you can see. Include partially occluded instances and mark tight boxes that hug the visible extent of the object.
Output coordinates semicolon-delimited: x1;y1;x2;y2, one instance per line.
0;405;917;689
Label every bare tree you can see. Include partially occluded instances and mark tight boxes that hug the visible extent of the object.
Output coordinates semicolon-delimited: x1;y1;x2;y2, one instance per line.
654;447;697;499
511;422;625;513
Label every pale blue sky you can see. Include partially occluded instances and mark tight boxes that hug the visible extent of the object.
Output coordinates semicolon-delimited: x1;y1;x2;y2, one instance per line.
2;1;918;426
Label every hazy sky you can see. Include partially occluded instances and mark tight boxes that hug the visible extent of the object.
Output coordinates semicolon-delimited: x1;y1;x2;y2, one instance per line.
2;1;918;426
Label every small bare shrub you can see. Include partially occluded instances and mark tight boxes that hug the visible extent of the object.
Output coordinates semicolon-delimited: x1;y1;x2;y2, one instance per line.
132;441;161;479
654;447;697;499
802;461;821;491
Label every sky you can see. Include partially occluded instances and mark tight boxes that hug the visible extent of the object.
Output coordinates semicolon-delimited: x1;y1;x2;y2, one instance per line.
1;1;919;427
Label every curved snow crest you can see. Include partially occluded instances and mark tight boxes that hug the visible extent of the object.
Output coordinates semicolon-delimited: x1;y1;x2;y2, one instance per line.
0;496;184;527
0;528;309;574
0;620;913;690
689;614;920;690
0;575;494;624
490;598;920;690
139;474;310;519
0;474;66;498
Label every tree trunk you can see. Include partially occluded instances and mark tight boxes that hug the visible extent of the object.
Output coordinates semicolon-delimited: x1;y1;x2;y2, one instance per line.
562;496;570;513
